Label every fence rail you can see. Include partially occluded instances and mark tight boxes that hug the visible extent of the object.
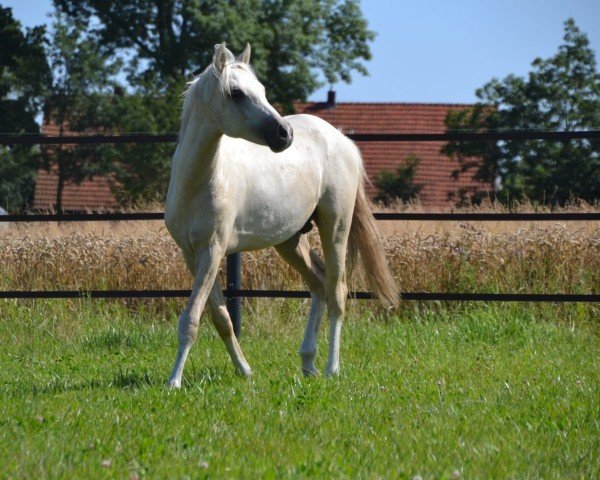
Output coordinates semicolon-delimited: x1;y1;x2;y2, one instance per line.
1;289;598;303
1;130;599;145
2;212;600;222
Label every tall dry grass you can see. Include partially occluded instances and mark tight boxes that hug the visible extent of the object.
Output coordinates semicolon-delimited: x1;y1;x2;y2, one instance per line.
374;198;600;235
1;206;598;302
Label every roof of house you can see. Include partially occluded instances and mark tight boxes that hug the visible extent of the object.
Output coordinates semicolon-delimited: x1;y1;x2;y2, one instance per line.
33;121;119;211
33;170;118;212
294;101;490;206
34;100;490;211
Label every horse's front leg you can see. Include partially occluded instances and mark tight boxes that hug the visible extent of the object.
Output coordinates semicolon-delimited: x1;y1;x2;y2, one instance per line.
167;245;225;388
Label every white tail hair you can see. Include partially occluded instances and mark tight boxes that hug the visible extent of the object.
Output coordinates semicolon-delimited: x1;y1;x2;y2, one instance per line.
348;180;399;308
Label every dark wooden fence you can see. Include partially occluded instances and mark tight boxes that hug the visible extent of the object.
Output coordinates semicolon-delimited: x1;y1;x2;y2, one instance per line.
2;130;599;336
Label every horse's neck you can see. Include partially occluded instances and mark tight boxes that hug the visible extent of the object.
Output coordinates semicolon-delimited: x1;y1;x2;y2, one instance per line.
168;116;222;202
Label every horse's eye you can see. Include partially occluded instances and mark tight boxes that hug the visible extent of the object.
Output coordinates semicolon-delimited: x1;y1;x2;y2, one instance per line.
230;88;244;100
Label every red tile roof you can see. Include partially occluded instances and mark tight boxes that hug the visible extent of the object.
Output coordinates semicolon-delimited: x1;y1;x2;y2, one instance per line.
33;122;118;211
294;102;490;206
33;169;118;211
34;101;490;210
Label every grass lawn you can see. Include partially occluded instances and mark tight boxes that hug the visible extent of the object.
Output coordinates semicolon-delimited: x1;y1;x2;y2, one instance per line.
0;300;598;479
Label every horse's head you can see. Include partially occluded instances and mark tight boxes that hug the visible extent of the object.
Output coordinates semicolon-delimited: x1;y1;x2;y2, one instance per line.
208;43;293;153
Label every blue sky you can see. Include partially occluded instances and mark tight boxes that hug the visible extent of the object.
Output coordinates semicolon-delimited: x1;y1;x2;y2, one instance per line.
4;0;599;104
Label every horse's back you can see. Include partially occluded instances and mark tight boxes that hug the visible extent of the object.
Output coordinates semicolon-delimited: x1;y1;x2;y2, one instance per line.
285;114;359;155
285;114;363;209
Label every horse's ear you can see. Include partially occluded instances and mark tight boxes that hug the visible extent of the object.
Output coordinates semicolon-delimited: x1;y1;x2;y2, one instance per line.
236;43;251;64
213;43;234;72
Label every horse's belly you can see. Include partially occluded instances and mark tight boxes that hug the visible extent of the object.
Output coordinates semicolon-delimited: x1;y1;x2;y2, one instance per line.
229;200;315;253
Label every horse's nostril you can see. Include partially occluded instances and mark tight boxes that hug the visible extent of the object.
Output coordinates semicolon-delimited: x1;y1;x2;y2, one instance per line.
268;122;293;152
278;124;288;140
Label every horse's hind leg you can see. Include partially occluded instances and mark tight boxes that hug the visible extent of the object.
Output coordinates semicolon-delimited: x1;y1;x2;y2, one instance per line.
208;277;252;377
316;209;352;377
275;233;326;376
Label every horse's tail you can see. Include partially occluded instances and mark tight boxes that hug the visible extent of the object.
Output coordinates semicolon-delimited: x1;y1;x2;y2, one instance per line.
348;178;399;308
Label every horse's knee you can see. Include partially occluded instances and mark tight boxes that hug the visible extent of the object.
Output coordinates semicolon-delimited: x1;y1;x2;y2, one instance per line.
328;301;345;319
178;312;200;344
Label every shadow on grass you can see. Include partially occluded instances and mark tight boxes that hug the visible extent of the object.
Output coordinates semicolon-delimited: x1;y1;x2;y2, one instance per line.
7;365;232;396
81;328;160;350
22;370;159;394
109;364;233;390
111;368;155;389
180;365;230;388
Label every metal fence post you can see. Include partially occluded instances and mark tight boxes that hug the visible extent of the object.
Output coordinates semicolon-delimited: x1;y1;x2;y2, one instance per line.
226;253;242;338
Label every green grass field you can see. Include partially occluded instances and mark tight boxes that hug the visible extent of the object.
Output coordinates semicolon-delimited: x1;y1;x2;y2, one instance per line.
1;299;598;479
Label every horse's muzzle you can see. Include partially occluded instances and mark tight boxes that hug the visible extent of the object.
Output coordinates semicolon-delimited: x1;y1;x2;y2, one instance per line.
266;120;293;153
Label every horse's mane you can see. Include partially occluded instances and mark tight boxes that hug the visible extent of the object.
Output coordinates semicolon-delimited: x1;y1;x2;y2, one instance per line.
178;61;256;140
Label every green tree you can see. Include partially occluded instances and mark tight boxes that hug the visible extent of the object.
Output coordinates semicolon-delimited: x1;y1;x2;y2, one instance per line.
108;84;182;206
44;11;123;213
53;0;375;108
444;19;600;205
0;6;50;212
44;1;374;207
373;154;423;206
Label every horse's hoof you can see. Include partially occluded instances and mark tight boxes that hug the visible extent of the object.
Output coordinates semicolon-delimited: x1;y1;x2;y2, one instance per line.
166;378;181;389
324;366;340;377
302;366;320;377
236;364;252;378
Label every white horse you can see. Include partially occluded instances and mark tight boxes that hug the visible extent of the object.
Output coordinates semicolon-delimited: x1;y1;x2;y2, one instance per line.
165;43;398;387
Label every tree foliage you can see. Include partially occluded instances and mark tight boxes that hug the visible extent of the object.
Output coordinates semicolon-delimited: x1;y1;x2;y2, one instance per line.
43;0;375;206
108;86;182;206
53;0;375;108
0;6;50;212
4;2;374;209
444;19;600;205
373;154;423;206
44;12;124;212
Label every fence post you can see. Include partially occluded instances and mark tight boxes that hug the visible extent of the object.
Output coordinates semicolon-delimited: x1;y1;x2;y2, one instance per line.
226;253;242;338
